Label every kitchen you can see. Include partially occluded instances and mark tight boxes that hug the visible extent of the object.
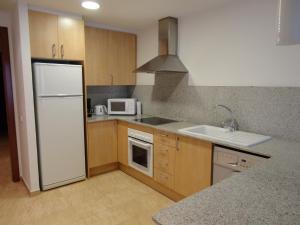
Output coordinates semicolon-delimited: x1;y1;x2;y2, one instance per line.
0;0;299;224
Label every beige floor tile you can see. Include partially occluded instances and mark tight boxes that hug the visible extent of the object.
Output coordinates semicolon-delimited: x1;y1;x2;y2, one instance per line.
0;137;174;225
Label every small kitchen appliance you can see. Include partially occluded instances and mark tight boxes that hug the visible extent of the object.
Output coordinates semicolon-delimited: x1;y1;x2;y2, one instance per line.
107;98;136;115
94;105;107;115
87;98;92;117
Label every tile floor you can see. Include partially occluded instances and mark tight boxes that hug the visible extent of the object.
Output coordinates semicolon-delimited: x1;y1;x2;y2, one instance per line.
0;137;173;225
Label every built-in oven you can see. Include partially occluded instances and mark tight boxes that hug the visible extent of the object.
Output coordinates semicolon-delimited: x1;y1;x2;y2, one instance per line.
128;128;153;177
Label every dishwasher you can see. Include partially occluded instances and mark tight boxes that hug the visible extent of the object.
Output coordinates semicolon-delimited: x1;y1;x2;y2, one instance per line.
213;145;270;184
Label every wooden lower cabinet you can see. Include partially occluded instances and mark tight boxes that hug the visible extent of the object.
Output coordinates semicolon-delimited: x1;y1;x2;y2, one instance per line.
117;121;129;165
87;120;212;200
154;130;212;197
154;169;174;190
174;136;212;197
87;120;118;176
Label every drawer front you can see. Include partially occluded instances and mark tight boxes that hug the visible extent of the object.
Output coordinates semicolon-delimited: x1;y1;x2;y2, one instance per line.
154;170;174;189
154;131;177;147
154;145;175;174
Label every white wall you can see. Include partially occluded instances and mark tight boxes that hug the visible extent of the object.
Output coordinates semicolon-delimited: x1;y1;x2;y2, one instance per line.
136;0;300;86
11;0;40;192
0;10;23;179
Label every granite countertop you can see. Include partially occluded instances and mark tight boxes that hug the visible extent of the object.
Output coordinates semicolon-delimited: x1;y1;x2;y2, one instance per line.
87;115;300;225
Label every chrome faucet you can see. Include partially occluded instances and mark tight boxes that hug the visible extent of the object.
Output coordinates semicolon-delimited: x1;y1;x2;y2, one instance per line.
216;104;239;132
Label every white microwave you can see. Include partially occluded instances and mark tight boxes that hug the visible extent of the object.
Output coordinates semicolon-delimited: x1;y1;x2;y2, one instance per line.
107;98;137;115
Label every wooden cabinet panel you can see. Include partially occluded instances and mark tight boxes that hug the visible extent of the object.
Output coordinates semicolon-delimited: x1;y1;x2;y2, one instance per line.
154;169;174;189
87;121;117;169
85;27;111;85
154;144;175;175
174;136;212;197
28;10;84;60
84;27;136;86
111;32;137;85
28;10;58;59
154;130;177;148
58;17;85;60
117;121;129;166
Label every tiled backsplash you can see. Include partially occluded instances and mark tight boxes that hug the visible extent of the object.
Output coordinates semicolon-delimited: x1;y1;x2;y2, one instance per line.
131;74;300;141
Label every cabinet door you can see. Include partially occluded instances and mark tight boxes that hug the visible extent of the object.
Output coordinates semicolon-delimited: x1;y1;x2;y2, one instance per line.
28;10;58;59
58;17;85;60
87;121;117;168
85;27;111;85
117;121;128;166
108;31;136;85
174;136;212;197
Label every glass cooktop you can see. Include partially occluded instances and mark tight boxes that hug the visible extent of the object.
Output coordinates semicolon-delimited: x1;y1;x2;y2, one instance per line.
134;117;177;125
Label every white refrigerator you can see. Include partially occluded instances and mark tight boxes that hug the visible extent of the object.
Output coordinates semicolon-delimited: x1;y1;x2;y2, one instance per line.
33;63;86;190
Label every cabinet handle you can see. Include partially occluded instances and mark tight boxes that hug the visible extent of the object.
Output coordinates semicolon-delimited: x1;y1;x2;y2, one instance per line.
176;137;179;151
60;44;64;58
111;74;113;85
52;44;56;58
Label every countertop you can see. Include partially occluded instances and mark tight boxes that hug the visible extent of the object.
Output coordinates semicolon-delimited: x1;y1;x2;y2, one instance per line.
87;115;300;225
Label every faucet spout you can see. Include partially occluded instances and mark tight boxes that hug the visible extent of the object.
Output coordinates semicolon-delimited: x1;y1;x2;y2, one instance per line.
216;104;239;132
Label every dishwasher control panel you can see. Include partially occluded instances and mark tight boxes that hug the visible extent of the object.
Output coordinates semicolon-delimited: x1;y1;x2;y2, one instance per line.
214;146;268;171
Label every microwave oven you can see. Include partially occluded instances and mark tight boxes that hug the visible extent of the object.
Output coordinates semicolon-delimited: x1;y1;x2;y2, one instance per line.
107;98;137;115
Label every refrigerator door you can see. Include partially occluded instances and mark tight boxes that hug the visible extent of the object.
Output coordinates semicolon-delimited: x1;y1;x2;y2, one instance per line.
33;63;83;96
36;96;86;190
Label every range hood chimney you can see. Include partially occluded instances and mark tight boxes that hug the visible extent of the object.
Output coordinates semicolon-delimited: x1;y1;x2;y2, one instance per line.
135;17;188;74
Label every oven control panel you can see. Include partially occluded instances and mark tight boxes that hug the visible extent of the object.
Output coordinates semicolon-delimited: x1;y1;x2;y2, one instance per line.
128;128;153;143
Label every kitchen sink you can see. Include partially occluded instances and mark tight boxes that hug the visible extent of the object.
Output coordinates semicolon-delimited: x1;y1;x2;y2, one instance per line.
178;125;271;147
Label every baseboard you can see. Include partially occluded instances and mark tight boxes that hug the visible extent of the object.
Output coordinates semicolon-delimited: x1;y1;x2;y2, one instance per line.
119;163;184;202
89;162;119;177
20;177;41;196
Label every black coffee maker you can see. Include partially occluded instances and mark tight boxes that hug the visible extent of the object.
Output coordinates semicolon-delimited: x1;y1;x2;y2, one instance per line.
87;98;92;117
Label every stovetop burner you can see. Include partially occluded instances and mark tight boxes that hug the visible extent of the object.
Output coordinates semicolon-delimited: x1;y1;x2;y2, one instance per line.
134;117;177;125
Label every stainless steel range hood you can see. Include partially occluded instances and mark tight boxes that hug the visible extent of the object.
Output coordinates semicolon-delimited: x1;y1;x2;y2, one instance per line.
135;17;188;74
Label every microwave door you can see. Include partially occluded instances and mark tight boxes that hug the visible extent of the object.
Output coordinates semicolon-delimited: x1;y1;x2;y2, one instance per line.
111;102;126;112
109;101;127;114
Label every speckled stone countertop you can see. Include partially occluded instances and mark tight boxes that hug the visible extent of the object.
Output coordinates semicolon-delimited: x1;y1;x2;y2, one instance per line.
87;115;300;225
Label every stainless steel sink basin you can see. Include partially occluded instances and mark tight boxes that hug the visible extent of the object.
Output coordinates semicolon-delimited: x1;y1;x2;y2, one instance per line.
178;125;271;147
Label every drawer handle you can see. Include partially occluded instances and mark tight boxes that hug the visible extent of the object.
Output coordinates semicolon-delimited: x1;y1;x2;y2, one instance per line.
159;174;168;180
160;150;168;155
159;162;168;167
60;44;64;58
52;43;56;58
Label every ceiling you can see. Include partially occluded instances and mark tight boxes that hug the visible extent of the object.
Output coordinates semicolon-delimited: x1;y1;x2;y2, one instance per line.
0;0;234;31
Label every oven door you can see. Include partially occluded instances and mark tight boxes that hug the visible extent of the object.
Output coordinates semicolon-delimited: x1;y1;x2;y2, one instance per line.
128;137;153;177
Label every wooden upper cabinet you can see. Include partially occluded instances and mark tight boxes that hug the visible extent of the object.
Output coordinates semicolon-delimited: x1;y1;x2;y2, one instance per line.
58;17;85;60
174;136;212;197
112;32;137;85
28;10;85;60
28;10;58;59
85;27;111;85
84;26;137;86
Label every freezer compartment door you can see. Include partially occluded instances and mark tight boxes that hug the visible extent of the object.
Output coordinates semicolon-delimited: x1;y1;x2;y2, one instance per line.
33;63;83;96
36;96;86;188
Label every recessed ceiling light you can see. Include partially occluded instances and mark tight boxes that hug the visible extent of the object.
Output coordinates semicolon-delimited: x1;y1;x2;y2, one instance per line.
81;1;100;10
